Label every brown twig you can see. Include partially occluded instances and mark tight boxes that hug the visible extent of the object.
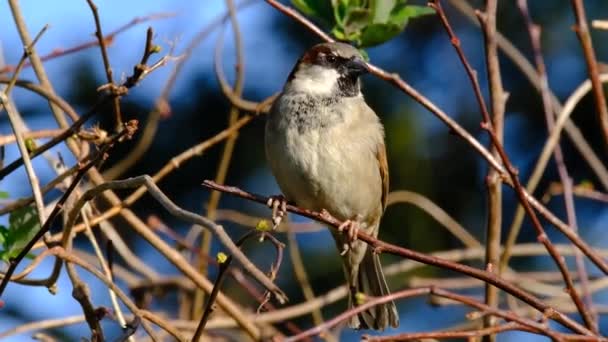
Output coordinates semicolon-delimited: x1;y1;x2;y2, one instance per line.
266;0;608;301
0;27;163;181
286;286;567;342
193;0;248;317
364;322;531;341
473;0;507;337
192;230;257;341
0;120;137;297
86;0;122;128
0;25;50;226
102;0;256;179
8;0;71;130
202;180;593;336
429;0;594;330
446;1;608;271
570;0;608;148
0;13;174;74
518;0;597;331
55;175;285;337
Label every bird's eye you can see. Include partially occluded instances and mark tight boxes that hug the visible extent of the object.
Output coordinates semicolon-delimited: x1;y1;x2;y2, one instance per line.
326;55;337;63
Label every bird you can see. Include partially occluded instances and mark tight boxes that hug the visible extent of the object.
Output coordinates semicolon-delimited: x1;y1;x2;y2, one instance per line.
264;41;399;330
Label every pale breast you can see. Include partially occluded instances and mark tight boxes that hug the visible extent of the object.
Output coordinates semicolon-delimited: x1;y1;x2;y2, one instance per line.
265;94;384;223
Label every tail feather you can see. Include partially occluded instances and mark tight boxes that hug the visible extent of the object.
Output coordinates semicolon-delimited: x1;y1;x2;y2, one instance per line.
348;248;399;330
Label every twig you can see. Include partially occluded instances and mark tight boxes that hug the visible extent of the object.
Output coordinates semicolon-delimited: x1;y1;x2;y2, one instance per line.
194;0;248;317
448;0;608;190
8;0;70;130
0;158;85;216
545;182;608;203
286;287;565;342
53;175;285;339
0;129;63;146
0;27;164;180
81;212;132;340
474;0;508;337
501;73;608;271
570;0;608;148
102;0;256;180
286;220;326;328
49;247;182;341
168;243;608;331
593;20;608;30
0;315;86;339
364;322;531;341
86;0;122;128
0;13;174;74
202;181;593;336
429;0;593;329
0;24;49;227
518;0;597;331
192;230;256;341
0;121;137;297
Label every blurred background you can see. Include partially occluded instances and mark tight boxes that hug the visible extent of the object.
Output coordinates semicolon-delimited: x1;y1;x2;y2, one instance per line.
1;0;608;340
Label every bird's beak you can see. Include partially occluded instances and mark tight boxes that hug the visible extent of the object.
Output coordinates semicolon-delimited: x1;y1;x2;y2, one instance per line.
345;56;369;75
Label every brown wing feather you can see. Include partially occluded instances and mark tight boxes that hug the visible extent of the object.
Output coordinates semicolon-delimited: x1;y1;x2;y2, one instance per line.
376;143;389;210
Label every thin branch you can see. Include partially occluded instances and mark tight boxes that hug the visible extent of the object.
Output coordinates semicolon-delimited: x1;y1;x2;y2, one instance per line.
0;24;49;227
192;230;256;341
448;0;608;190
287;287;566;342
570;0;608;148
86;0;122;128
0;121;137;297
202;180;593;336
475;0;507;337
429;0;593;329
102;0;256;179
501;73;608;271
364;322;532;341
0;27;166;180
194;0;248;317
8;0;70;130
0;13;174;74
518;0;596;331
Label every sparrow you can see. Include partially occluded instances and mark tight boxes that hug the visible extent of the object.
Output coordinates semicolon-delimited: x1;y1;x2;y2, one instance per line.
265;42;399;330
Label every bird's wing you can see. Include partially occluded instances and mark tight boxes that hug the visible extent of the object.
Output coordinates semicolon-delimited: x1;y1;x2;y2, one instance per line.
376;142;389;210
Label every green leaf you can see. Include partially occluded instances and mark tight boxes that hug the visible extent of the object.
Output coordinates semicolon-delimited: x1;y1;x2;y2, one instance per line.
343;7;371;32
370;0;396;23
292;0;334;24
359;23;403;47
3;206;41;260
0;191;9;199
0;226;8;246
390;4;435;26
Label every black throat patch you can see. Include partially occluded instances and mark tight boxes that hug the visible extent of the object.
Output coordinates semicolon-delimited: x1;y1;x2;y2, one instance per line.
336;74;361;97
278;94;344;134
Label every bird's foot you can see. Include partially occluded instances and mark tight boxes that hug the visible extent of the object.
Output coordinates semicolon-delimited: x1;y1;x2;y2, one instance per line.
337;215;363;255
266;195;287;229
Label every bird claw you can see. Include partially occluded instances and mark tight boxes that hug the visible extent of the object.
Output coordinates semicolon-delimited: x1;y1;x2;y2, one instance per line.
340;243;350;256
338;217;361;255
267;195;287;229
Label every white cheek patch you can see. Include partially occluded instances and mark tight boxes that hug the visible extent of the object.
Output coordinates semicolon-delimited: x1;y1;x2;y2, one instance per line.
287;64;339;95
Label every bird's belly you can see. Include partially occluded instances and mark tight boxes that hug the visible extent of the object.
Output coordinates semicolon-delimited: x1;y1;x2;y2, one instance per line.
268;126;380;222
